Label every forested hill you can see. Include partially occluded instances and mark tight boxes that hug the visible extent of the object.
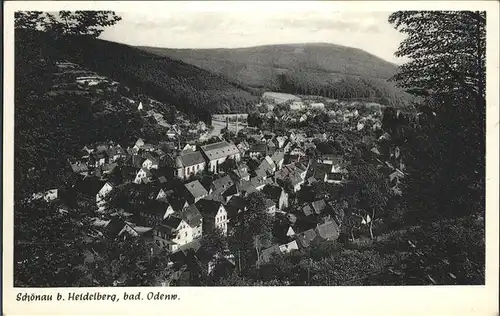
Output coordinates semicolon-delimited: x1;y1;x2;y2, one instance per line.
139;43;414;107
18;30;259;115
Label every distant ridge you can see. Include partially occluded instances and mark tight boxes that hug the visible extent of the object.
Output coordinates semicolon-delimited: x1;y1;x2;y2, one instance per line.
139;42;413;107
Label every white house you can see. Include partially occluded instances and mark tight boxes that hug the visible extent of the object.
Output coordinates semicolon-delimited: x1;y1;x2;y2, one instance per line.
154;217;194;252
96;182;113;211
134;168;151;184
201;141;240;174
196;199;229;236
138;102;143;111
173;151;206;180
310;102;325;110
290;101;305;111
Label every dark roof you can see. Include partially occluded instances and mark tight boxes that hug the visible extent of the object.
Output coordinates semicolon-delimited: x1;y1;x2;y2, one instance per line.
141;201;167;217
262;184;283;201
177;204;203;228
71;162;89;173
260;245;281;264
195;199;223;217
106;218;126;236
327;172;344;181
201;141;239;160
74;177;107;197
211;175;234;192
295;229;317;248
302;204;314;216
159;216;183;230
158;176;168;183
178;151;205;167
265;198;276;208
250;142;268;153
311;199;327;214
315;221;340;241
184;180;208;199
142;152;159;164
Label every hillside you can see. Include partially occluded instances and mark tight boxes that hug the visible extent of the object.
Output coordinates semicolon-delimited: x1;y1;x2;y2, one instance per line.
138;43;414;107
18;30;259;117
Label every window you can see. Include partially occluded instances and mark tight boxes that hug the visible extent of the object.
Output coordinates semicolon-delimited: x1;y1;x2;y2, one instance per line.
185;232;187;237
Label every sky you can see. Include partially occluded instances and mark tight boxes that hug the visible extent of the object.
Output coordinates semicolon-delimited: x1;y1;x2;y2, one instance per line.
99;3;408;64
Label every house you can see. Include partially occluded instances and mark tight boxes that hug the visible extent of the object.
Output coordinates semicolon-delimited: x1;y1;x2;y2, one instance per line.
134;168;152;184
290;101;305;111
70;162;89;175
210;175;234;194
326;172;345;184
195;199;229;236
134;138;145;150
225;196;247;220
107;145;127;162
173;151;206;180
258;156;276;175
262;185;288;211
175;204;203;240
201;141;240;174
125;154;145;169
259;245;281;264
96;182;114;211
184;180;209;203
142;152;159;170
154;217;195;252
140;201;173;226
265;199;277;216
248;142;268;158
270;151;285;170
278;240;299;254
105;218;139;240
315;221;340;242
311;199;327;215
294;229;318;249
310;102;325;110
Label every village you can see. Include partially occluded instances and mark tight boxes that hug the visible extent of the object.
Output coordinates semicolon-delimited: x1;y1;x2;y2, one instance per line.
28;61;407;285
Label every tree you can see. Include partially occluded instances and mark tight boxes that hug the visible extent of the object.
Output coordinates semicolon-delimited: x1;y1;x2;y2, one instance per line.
229;192;274;271
348;164;391;239
15;11;122;38
388;11;485;105
389;11;486;221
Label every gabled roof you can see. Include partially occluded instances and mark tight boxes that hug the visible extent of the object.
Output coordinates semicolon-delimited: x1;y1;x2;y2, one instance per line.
71;162;89;173
260;245;281;263
201;141;239;161
142;152;159;164
262;184;284;201
311;199;327;214
295;229;317;248
184;180;208;199
302;204;314;216
195;199;224;218
105;218;126;237
211;175;234;193
265;198;276;208
177;151;205;167
74;177;107;197
176;204;203;228
315;221;340;241
141;201;168;217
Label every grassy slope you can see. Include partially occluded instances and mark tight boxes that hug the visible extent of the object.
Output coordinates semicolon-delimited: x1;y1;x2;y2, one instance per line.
139;43;413;106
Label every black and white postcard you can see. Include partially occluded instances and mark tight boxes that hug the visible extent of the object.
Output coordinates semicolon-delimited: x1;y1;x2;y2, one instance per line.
3;1;499;315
